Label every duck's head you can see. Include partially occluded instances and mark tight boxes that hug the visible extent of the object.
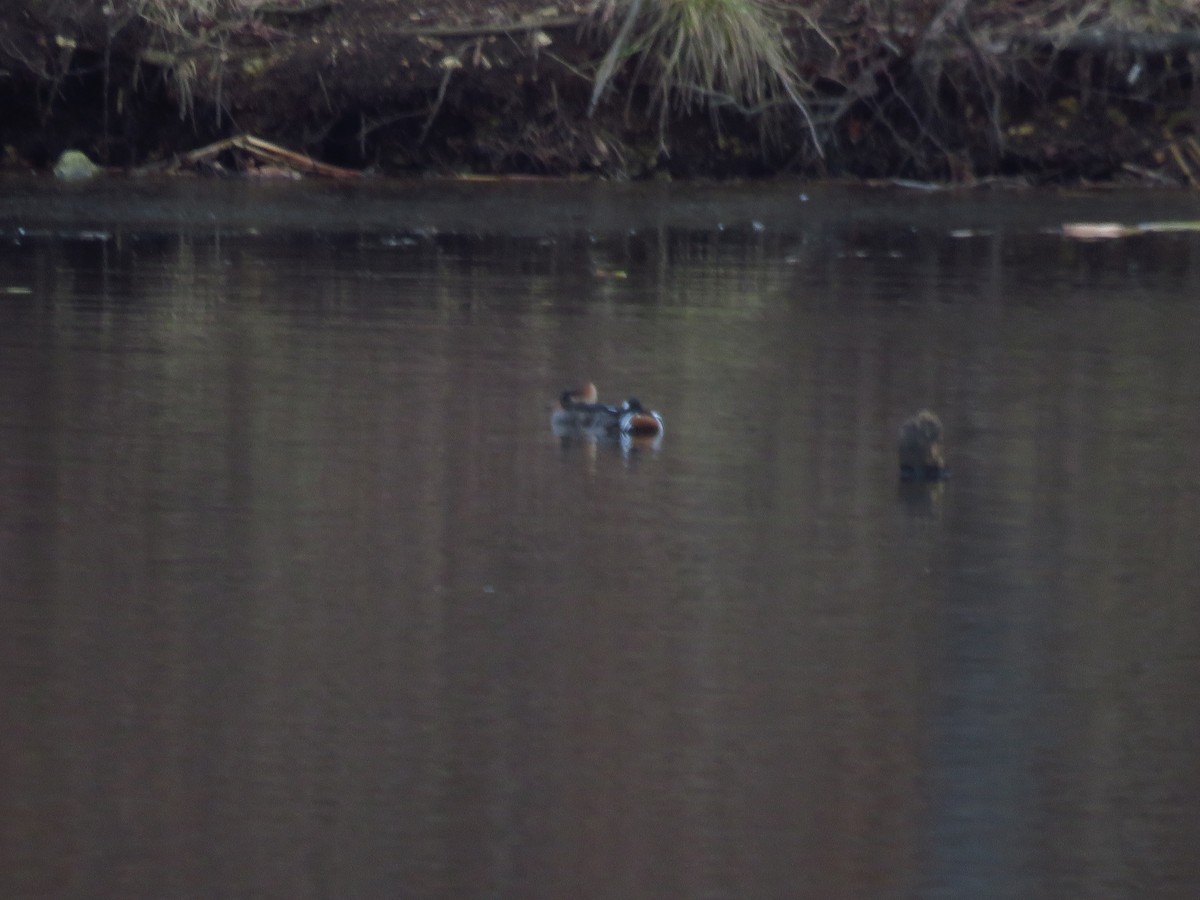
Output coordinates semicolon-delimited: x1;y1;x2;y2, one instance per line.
560;381;598;408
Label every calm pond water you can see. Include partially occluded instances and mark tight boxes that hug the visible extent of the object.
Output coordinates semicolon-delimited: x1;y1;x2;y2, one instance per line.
2;177;1199;899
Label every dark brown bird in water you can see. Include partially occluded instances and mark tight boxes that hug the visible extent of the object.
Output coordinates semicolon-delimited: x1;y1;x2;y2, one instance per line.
898;410;948;480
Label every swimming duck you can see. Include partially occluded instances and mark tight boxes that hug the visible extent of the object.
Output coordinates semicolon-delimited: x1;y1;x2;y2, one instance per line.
618;398;665;437
550;382;621;432
898;410;948;480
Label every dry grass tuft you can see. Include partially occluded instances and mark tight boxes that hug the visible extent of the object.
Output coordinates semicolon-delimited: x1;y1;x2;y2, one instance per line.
590;0;820;153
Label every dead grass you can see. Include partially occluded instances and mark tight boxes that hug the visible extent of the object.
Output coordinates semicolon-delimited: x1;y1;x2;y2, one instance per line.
589;0;820;153
136;0;266;30
133;0;272;122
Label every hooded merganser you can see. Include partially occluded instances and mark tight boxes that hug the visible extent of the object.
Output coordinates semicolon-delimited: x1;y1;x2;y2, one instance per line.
550;384;664;438
898;410;948;480
618;398;665;437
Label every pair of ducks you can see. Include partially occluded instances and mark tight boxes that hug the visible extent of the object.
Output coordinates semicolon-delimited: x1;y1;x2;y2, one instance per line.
552;382;665;438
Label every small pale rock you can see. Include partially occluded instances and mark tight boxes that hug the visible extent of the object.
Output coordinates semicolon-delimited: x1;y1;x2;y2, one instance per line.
53;150;101;181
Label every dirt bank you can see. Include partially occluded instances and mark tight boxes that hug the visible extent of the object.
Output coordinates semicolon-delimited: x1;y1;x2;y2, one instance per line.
3;1;1200;183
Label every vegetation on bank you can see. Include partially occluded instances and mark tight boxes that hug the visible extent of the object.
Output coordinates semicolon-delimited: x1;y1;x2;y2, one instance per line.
2;0;1200;182
587;0;816;149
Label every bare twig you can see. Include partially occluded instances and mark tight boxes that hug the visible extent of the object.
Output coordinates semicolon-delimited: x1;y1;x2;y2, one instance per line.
1120;162;1177;185
420;50;465;145
397;14;587;39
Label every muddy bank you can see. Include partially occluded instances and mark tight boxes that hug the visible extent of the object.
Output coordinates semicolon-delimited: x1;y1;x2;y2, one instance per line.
3;1;1200;183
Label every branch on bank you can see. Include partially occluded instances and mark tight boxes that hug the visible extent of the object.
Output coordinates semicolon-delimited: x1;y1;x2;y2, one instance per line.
1013;27;1200;55
146;134;361;178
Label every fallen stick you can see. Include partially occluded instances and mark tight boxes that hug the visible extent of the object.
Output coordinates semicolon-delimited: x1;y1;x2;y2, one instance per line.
172;134;361;178
237;135;360;178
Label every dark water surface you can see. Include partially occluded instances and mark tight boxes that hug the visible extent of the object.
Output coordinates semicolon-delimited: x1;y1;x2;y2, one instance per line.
2;178;1199;898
